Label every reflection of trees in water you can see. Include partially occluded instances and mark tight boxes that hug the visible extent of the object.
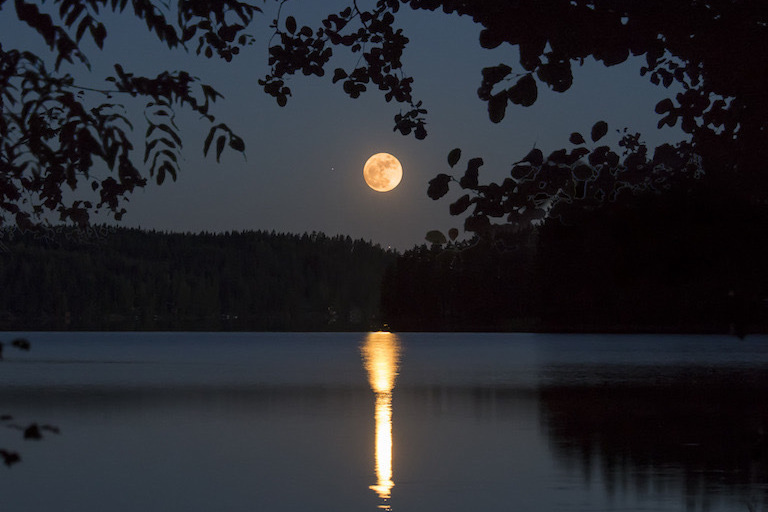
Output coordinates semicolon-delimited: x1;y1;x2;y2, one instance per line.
539;367;768;510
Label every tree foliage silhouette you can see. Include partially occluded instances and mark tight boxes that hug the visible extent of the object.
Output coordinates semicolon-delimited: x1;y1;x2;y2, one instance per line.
0;226;394;330
1;0;256;228
427;122;702;240
2;0;766;232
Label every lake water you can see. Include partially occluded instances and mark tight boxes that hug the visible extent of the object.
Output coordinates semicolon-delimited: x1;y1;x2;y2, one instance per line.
0;331;766;512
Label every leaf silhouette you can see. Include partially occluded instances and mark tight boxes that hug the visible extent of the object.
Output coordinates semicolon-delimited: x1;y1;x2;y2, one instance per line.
447;148;461;168
464;214;490;233
569;132;585;145
450;194;472;215
229;136;245;152
215;135;226;162
425;230;447;245
522;148;543;167
427;174;451;200
507;74;537;107
569;147;590;162
655;98;674;114
332;68;347;84
547;148;568;164
591;121;608;142
488;91;507;123
203;127;216;156
285;16;296;34
460;158;482;189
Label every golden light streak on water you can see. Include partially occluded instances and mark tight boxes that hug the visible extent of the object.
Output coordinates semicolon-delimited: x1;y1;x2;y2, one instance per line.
361;332;402;510
370;393;394;499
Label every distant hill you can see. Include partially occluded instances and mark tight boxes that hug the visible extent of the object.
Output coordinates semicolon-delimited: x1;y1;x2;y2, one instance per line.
0;227;396;331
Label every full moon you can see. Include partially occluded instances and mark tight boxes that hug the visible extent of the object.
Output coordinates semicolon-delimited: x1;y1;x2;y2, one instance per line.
363;153;403;192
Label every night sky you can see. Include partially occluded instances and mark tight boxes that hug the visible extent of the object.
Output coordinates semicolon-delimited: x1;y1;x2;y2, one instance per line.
3;1;685;249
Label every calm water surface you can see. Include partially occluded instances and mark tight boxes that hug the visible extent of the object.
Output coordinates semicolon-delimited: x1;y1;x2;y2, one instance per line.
0;332;766;512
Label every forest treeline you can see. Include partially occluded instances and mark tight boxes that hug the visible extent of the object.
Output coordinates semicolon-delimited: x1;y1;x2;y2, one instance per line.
381;193;768;335
3;195;768;334
0;227;395;331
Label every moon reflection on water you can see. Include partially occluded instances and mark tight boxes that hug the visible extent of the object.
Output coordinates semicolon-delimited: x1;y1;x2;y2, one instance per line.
361;331;402;510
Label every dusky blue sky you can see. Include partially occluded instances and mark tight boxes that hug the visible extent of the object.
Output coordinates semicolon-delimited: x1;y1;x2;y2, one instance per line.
2;1;685;249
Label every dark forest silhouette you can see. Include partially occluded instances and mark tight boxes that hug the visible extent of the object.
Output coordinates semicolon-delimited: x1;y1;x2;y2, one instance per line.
381;194;768;334
4;219;765;333
0;227;394;331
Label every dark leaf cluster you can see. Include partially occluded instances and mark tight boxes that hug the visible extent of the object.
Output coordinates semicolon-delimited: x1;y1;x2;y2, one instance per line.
428;122;703;238
1;0;255;229
1;48;145;227
263;1;428;139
